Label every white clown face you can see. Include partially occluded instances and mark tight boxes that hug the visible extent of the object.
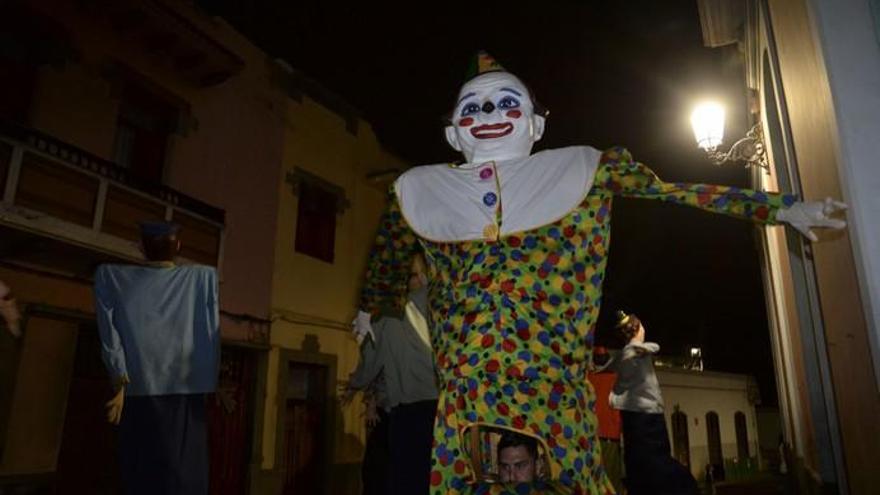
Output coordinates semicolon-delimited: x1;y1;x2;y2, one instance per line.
445;72;546;164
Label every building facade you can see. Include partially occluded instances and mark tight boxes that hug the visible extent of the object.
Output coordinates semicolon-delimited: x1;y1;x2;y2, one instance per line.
0;1;287;492
698;0;880;493
657;368;761;481
253;74;405;493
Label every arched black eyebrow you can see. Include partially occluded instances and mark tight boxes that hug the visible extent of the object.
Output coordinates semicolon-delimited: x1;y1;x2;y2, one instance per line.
457;92;477;105
500;87;523;96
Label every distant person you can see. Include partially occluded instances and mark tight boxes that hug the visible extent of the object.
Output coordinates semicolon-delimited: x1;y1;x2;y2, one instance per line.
589;348;624;493
345;254;439;495
497;431;546;484
609;311;699;495
94;222;219;495
0;280;21;337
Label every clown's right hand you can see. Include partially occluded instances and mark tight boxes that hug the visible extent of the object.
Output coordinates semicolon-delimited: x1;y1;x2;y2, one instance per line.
351;310;374;344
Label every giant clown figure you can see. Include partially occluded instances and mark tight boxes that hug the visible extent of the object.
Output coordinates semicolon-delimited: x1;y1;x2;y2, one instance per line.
353;53;846;494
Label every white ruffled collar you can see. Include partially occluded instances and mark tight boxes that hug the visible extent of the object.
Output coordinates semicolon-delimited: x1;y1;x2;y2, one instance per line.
395;146;601;242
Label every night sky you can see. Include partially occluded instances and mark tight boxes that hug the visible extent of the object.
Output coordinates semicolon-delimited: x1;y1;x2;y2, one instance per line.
198;0;778;404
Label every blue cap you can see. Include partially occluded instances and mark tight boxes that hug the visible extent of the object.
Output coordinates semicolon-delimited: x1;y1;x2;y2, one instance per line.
139;221;180;237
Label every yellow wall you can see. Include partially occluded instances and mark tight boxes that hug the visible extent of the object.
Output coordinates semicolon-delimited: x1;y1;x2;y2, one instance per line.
258;94;404;491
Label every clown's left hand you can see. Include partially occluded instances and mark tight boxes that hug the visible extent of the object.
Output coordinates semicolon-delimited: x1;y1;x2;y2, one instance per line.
351;310;374;344
776;197;848;242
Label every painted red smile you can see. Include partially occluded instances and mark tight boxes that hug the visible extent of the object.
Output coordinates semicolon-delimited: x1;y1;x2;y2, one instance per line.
470;122;514;139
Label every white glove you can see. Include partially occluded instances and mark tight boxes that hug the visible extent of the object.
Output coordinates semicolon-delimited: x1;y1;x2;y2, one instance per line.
776;197;847;242
351;310;374;344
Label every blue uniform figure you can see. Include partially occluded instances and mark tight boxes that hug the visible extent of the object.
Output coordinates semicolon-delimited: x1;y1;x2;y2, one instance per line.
94;222;219;495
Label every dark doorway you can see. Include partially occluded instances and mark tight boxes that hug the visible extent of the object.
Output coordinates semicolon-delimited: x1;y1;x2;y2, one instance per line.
207;346;257;495
55;322;120;494
671;408;690;467
734;411;749;460
282;362;328;495
706;411;723;481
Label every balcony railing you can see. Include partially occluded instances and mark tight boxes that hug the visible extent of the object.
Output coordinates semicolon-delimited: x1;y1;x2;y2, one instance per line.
0;121;224;267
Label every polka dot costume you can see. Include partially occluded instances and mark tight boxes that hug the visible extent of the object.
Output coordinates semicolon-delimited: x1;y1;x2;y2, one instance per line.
360;147;796;494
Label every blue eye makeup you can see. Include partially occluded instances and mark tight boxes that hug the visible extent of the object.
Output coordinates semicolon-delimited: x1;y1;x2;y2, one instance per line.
497;96;521;110
460;102;481;116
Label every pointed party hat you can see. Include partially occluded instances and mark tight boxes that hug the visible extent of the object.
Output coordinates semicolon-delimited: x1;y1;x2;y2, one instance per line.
464;50;507;81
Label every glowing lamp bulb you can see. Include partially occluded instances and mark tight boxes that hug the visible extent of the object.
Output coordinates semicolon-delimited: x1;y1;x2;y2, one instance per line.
691;102;725;150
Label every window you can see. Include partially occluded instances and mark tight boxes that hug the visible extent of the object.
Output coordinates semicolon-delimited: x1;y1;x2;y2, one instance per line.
291;170;347;263
112;80;180;184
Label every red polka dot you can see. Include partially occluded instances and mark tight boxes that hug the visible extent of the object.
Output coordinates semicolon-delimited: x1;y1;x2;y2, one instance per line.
508;236;521;247
486;360;500;373
502;339;516;352
497;403;510;416
501;280;515;293
454;460;466;474
756;205;769;220
562;281;574;295
517;328;531;340
430;470;442;486
481;334;495;347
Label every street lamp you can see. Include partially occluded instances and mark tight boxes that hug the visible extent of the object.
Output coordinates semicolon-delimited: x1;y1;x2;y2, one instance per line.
690;101;769;172
688;346;704;371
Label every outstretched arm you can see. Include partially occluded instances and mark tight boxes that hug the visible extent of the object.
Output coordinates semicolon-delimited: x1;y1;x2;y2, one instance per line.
94;267;130;424
353;186;419;341
601;147;846;239
94;267;129;390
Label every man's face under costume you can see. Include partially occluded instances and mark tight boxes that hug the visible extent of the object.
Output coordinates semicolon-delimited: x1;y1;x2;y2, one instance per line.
445;72;546;164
